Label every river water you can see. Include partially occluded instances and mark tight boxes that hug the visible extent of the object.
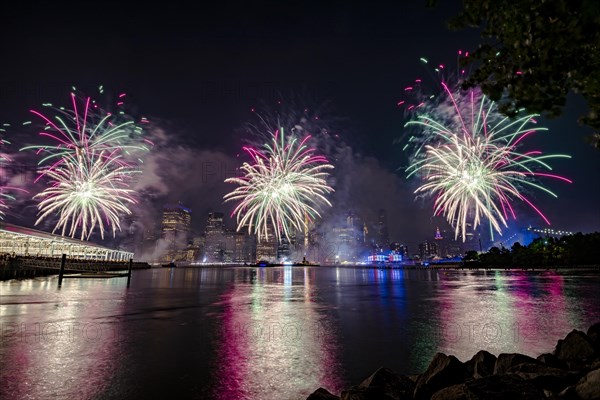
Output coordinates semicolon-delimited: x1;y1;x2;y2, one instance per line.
1;267;599;399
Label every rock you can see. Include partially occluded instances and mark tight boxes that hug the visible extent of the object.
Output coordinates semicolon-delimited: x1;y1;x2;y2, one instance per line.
340;386;396;400
565;359;589;372
555;330;596;362
543;389;559;400
493;353;540;375
413;353;467;400
587;322;600;349
307;387;340;400
465;374;545;399
340;367;415;400
465;350;497;379
557;385;577;399
506;362;577;392
431;375;545;399
431;384;470;400
575;368;600;400
537;353;569;370
357;367;415;400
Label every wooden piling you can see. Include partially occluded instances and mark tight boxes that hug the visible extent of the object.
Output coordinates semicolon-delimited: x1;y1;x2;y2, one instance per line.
58;254;66;287
127;258;133;287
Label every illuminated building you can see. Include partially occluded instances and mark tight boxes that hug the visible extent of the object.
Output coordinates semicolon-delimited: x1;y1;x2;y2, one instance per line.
419;240;438;260
234;231;255;263
160;202;192;262
376;209;389;249
204;212;226;262
0;222;133;261
256;224;277;262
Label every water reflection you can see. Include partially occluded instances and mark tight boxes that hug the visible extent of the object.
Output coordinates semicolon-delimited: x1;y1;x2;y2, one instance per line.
212;266;343;400
0;267;598;400
0;278;126;399
434;270;597;361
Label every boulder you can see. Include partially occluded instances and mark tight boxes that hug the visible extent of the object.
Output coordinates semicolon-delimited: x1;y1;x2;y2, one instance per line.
431;384;470;400
465;374;545;399
555;330;596;362
413;353;467;400
340;367;415;400
557;385;577;399
575;368;600;400
465;350;497;379
357;367;415;400
587;322;600;348
537;353;568;370
506;362;577;392
307;387;340;400
431;375;545;399
340;386;396;400
493;353;540;375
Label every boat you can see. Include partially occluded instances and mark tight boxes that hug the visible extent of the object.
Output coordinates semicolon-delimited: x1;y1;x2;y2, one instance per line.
291;257;320;267
291;261;320;266
255;260;274;267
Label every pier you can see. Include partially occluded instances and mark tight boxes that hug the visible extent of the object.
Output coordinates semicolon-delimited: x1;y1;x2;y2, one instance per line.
0;254;150;280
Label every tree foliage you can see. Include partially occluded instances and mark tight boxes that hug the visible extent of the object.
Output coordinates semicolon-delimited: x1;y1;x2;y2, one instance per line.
474;232;600;267
448;0;600;149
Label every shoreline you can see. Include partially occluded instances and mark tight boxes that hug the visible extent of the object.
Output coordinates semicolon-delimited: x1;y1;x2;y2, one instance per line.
307;322;600;400
2;262;599;281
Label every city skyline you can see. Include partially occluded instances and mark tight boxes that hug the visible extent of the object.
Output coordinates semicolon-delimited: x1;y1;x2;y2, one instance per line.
0;1;598;249
139;202;560;263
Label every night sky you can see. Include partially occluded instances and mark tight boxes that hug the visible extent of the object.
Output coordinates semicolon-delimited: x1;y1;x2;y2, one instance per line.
1;1;598;249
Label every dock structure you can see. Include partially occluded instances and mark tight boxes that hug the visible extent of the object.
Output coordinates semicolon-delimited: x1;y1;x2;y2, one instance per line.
0;222;133;261
0;222;149;280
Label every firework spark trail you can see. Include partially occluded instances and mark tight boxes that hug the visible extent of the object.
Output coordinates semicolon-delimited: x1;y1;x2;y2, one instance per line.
405;84;571;241
0;125;28;219
244;95;348;164
22;88;152;182
34;150;137;240
224;129;334;243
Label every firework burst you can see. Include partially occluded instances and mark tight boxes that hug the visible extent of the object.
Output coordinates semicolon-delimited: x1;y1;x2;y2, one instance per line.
224;129;334;242
21;87;151;240
405;83;571;241
34;150;137;240
21;87;152;181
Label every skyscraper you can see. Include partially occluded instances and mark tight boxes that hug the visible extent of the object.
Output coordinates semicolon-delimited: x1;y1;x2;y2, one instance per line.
376;209;389;250
204;212;226;262
160;202;192;262
256;224;277;262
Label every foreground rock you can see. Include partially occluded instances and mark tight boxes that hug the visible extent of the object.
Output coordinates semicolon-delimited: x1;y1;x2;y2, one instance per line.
306;322;600;400
432;375;545;400
575;368;600;400
413;353;466;400
307;388;340;400
340;367;415;400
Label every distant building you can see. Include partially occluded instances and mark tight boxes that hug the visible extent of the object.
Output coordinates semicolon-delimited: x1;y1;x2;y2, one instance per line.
376;209;389;250
419;240;438;260
234;231;256;263
390;242;408;257
160;202;192;262
277;236;292;261
204;212;226;262
256;225;277;262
